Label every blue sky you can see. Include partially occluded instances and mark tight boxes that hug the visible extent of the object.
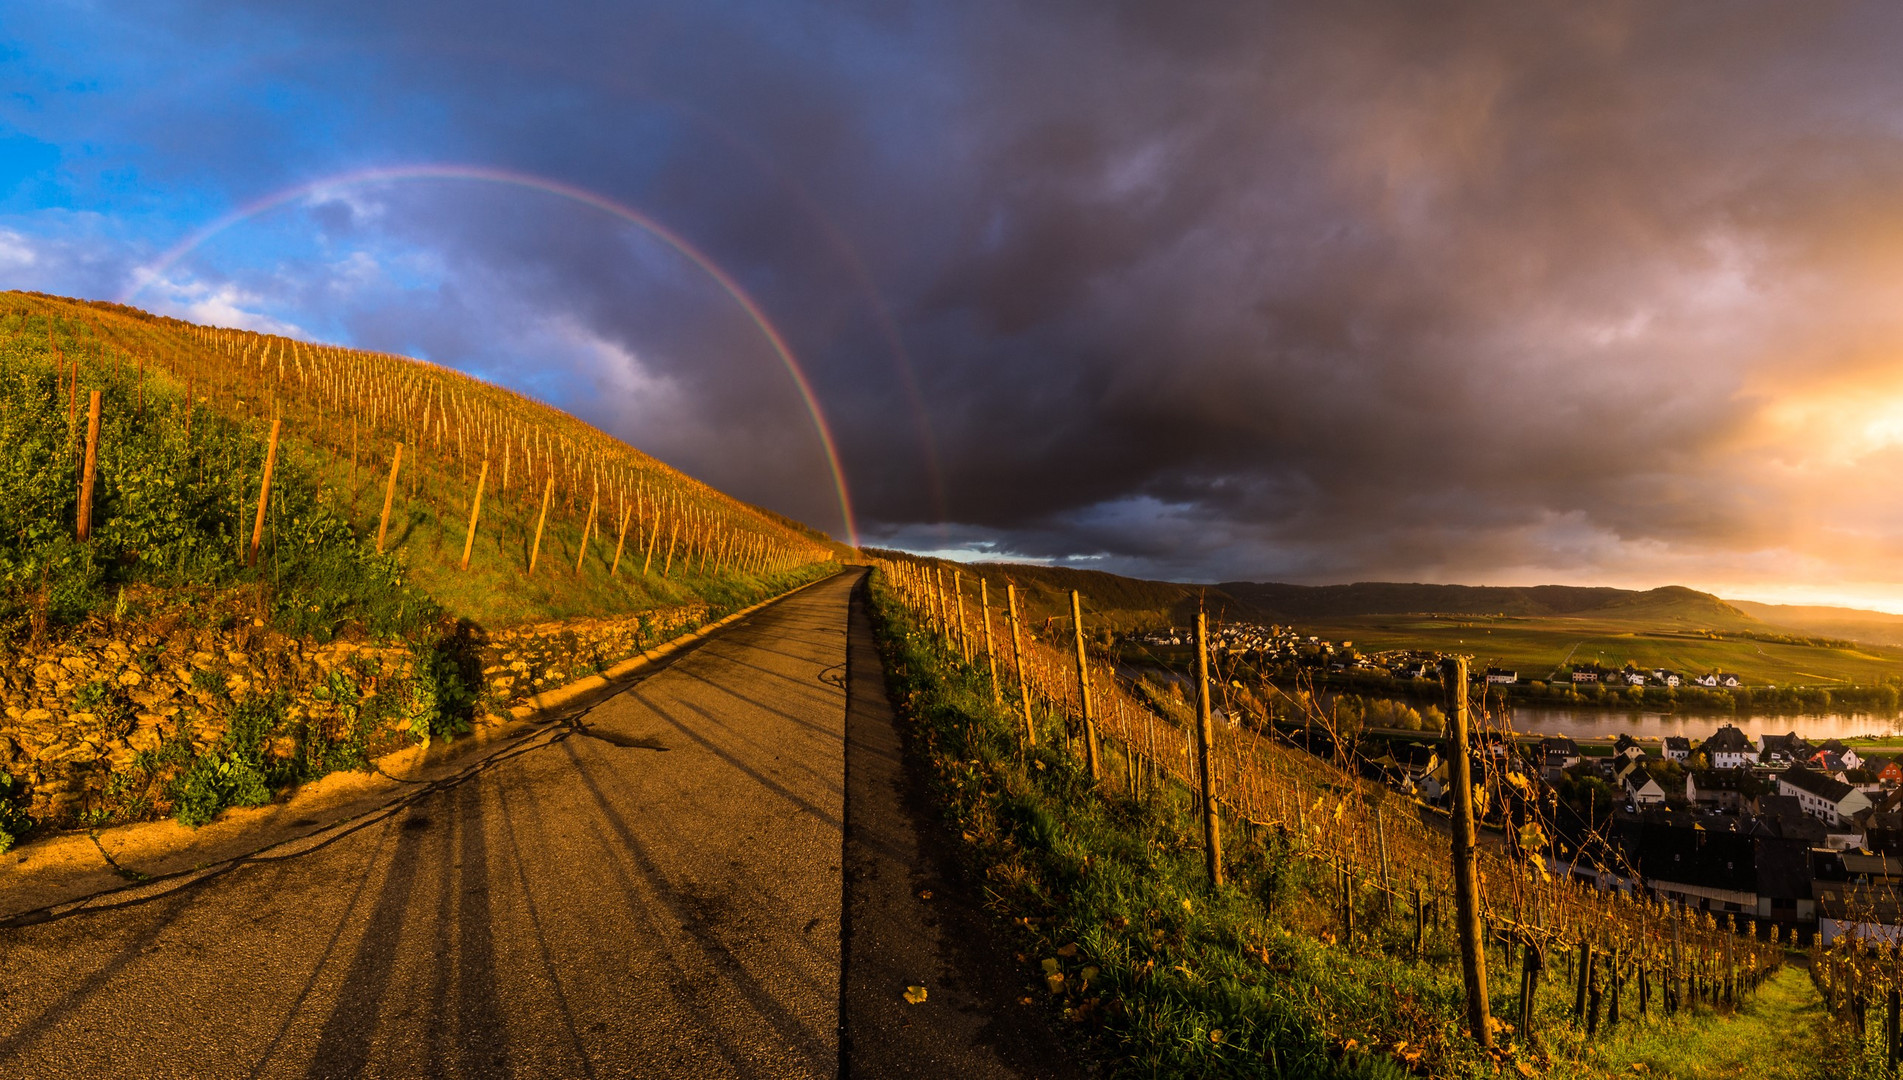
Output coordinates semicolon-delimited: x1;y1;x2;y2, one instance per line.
13;4;1903;610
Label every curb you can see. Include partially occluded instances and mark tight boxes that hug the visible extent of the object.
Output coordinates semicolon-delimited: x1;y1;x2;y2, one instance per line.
490;568;851;723
0;567;855;928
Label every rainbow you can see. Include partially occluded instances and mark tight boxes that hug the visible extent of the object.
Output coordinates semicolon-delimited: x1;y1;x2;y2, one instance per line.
120;163;858;547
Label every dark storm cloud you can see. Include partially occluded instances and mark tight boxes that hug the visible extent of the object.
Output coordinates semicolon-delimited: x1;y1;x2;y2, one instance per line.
19;1;1903;597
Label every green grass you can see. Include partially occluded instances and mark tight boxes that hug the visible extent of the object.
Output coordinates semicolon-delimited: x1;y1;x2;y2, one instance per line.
865;570;1786;1079
1613;965;1836;1080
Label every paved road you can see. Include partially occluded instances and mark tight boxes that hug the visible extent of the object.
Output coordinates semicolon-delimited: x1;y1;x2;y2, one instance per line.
0;571;1076;1079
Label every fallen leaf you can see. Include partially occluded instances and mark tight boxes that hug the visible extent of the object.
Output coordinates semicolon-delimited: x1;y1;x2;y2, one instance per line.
1056;943;1079;957
1181;898;1193;913
903;985;928;1005
919;890;933;900
1041;958;1061;975
1018;996;1033;1005
1210;1029;1224;1044
1342;1038;1359;1053
1045;973;1066;994
1515;1061;1537;1079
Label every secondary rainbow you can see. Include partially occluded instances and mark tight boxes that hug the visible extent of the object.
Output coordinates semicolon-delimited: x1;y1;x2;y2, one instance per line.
120;163;859;547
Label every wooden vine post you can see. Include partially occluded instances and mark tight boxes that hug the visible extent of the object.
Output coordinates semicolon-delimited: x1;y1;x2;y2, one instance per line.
1069;590;1101;781
1443;655;1493;1047
980;578;1000;707
576;489;598;573
247;417;282;567
1007;584;1035;747
611;504;632;576
376;443;403;553
954;570;970;661
529;475;555;573
76;391;101;541
460;458;488;570
1194;607;1223;887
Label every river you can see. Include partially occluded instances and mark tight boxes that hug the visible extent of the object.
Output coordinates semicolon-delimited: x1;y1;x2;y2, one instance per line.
1503;705;1903;742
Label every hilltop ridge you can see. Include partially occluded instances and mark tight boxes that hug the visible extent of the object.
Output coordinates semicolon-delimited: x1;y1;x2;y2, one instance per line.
1217;580;1758;627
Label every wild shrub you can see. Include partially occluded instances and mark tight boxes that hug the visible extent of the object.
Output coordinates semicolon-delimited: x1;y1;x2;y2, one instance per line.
0;770;31;853
167;693;285;826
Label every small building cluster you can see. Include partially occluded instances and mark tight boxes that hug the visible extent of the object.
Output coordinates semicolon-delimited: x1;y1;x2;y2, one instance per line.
1370;721;1903;942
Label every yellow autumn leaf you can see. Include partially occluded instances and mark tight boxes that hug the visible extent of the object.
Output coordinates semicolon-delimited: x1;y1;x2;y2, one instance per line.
1045;973;1066;994
903;985;928;1005
1516;1061;1537;1078
1041;957;1061;974
1210;1029;1225;1044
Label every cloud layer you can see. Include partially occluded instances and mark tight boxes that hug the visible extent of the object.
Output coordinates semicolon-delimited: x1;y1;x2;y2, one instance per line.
10;4;1903;604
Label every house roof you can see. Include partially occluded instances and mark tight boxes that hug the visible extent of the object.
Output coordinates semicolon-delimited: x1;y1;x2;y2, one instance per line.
1689;768;1745;791
1750;796;1830;843
1701;726;1753;754
1778;764;1854;803
1753;837;1815;900
1619;822;1758;892
1664;737;1692;752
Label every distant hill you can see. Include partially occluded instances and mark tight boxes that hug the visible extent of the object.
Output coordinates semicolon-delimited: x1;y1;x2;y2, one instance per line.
1729;600;1903;648
1217;581;1758;628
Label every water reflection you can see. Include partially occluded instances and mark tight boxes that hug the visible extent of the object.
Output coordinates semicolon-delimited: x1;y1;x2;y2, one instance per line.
1502;706;1903;741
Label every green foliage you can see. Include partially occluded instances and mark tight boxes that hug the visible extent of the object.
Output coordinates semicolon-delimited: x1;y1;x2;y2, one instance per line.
0;327;438;640
190;666;227;695
168;694;284;826
0;769;32;852
407;621;484;743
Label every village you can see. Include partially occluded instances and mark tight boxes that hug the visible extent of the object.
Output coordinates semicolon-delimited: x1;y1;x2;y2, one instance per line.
1373;723;1903;945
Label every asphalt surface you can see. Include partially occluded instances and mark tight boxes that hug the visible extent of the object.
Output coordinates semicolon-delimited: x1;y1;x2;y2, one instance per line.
0;570;1078;1079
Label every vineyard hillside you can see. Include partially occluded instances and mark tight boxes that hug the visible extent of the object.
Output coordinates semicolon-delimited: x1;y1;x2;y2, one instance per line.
1;291;839;636
0;291;839;836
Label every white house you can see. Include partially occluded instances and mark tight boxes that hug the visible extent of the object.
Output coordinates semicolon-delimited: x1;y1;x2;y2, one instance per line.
1626;773;1667;806
1700;725;1755;770
1663;736;1692;762
1777;765;1873;828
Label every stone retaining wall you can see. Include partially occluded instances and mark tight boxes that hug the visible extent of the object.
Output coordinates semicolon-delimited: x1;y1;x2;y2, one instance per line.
0;601;711;828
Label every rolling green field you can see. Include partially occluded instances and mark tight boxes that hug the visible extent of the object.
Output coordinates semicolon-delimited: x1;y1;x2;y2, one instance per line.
1304;613;1903;688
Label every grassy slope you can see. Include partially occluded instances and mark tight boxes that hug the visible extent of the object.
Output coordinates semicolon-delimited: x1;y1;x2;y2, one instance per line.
1732;601;1903;650
1614;966;1837;1080
2;292;837;633
865;569;1773;1079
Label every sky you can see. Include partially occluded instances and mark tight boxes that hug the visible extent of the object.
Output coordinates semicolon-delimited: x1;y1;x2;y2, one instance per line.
9;4;1903;610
